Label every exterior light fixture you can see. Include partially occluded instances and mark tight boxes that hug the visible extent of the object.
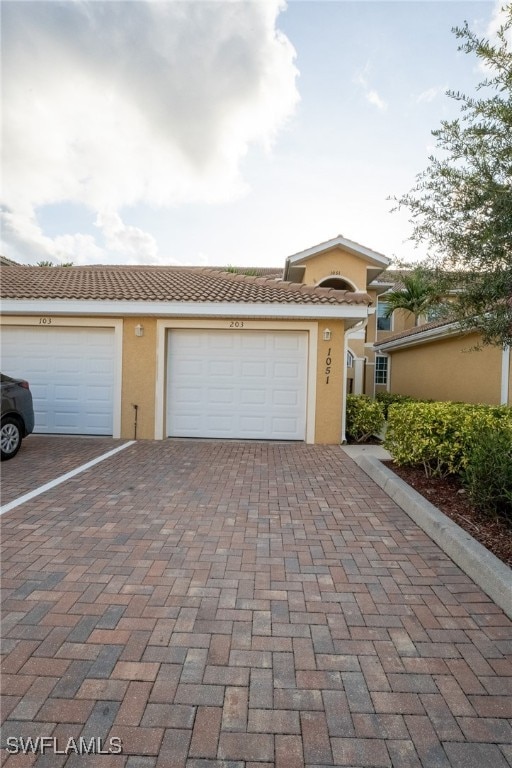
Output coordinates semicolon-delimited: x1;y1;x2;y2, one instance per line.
135;324;144;337
323;328;332;341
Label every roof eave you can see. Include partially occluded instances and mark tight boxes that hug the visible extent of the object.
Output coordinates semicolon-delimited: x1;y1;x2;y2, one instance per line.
0;298;370;321
285;235;391;270
375;322;462;351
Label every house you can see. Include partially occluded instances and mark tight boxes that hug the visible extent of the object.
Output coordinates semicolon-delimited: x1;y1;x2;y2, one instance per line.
374;320;511;407
0;236;391;443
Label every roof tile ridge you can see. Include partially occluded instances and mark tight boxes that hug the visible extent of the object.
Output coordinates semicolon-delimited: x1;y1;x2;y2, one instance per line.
375;318;454;345
200;269;284;287
296;283;372;304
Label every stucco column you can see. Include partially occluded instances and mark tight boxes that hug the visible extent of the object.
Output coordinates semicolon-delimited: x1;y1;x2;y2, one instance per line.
353;357;365;395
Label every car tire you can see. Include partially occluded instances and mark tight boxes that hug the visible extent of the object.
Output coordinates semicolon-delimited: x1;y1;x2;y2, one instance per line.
1;416;23;461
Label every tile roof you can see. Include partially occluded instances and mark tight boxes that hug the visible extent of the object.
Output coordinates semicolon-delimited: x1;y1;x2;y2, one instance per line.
374;318;458;347
0;265;371;306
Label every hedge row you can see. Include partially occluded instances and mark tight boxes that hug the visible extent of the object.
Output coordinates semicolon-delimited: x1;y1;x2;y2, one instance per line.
375;391;422;418
346;395;384;443
346;395;512;517
384;400;512;518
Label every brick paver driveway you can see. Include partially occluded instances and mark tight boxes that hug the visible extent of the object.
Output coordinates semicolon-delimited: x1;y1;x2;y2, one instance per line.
1;440;511;767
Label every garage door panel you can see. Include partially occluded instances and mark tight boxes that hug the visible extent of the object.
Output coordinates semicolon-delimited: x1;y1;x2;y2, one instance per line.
208;388;234;404
54;384;80;399
273;389;298;406
209;360;234;376
54;409;81;429
210;335;235;350
85;385;112;402
244;335;266;350
274;334;302;351
241;361;267;377
272;417;299;435
172;359;202;376
1;326;114;435
167;330;307;440
273;361;300;379
85;411;112;429
174;386;202;404
55;357;82;372
173;413;202;431
240;389;266;405
207;414;234;432
239;415;266;433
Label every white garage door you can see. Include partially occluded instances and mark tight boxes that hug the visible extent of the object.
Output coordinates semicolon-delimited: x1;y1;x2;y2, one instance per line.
1;326;115;435
167;330;308;440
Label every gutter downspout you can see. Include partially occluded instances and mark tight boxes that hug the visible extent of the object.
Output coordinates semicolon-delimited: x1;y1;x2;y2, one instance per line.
501;345;510;405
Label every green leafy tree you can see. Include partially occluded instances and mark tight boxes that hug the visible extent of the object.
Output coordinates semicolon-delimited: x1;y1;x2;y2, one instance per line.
36;260;74;267
393;8;512;347
383;268;444;326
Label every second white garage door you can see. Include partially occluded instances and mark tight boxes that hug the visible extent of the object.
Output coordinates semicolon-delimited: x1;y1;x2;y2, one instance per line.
167;330;308;440
1;326;115;435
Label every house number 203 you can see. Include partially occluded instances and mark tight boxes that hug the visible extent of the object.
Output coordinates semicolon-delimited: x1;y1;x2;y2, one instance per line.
325;347;332;384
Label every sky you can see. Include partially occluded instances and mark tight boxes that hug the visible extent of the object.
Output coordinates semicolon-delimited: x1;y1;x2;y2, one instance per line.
0;0;505;269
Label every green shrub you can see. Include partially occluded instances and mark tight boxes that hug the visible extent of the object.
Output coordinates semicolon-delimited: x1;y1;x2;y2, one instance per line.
346;395;385;443
462;425;512;519
375;392;418;419
384;401;512;478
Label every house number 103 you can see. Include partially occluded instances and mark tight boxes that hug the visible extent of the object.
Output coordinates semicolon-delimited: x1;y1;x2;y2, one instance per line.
39;317;52;325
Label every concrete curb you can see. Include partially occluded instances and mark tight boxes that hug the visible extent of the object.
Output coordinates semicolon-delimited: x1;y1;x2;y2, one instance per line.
353;454;512;619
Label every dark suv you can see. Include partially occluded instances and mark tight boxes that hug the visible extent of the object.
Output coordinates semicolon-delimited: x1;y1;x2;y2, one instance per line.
1;373;35;460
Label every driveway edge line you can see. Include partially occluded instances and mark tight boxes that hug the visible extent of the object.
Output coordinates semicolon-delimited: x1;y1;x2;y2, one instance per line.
0;440;136;516
352;454;512;619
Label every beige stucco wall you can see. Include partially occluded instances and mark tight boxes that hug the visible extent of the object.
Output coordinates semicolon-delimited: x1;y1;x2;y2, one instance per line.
389;332;505;405
121;317;157;439
301;248;369;292
314;320;345;443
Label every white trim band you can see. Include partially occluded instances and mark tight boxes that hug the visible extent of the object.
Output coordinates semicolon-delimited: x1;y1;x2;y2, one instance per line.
1;299;369;321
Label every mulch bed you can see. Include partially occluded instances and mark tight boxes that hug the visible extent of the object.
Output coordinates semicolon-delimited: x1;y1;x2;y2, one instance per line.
383;462;512;568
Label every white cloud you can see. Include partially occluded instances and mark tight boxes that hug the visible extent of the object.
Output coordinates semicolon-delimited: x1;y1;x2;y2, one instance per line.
1;208;105;265
474;1;512;75
96;212;161;264
416;86;443;104
366;89;387;111
1;0;299;263
354;69;387;112
486;1;512;44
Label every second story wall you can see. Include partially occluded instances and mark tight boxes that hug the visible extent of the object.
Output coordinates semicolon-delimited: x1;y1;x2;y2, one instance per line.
300;248;370;292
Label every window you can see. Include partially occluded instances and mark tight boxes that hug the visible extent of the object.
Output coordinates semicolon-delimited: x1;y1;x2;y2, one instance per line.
377;300;392;331
375;355;388;385
346;351;355;367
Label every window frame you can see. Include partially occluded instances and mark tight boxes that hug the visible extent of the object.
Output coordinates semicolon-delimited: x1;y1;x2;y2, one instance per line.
374;354;388;386
376;299;392;332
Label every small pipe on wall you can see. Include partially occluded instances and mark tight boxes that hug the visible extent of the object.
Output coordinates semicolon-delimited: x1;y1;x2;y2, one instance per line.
133;404;139;440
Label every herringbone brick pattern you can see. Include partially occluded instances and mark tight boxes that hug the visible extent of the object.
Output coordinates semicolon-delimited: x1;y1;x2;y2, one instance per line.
1;439;511;767
1;436;125;505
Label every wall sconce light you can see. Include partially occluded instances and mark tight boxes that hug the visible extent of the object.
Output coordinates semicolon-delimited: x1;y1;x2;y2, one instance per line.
135;324;144;337
323;328;332;341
